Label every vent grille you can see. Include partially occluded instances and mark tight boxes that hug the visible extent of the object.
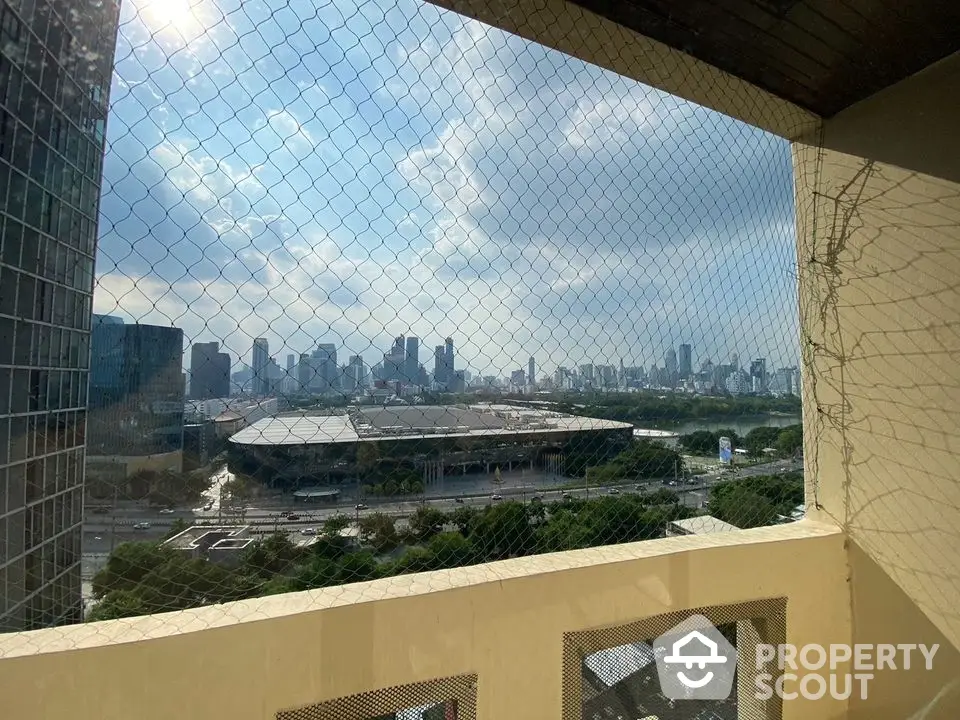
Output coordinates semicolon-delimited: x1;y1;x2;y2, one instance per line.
563;599;787;720
277;674;476;720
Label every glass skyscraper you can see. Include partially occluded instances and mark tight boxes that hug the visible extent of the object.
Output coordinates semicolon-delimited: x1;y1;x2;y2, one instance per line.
0;0;120;630
86;315;184;468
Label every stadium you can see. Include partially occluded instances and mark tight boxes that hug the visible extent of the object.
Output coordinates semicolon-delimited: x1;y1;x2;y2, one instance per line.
227;403;634;489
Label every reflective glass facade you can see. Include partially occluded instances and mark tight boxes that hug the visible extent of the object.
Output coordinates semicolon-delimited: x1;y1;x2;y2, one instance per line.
0;0;119;630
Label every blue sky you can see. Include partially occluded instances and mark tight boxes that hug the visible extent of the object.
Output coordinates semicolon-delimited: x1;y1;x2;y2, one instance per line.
93;0;799;377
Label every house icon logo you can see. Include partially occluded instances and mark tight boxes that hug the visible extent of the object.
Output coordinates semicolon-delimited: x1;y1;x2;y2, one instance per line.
653;614;736;700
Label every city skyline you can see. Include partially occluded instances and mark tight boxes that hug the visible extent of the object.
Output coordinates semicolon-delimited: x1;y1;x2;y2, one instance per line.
190;331;793;394
92;0;799;381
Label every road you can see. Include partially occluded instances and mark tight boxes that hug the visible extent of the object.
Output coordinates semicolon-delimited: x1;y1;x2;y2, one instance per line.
82;458;802;547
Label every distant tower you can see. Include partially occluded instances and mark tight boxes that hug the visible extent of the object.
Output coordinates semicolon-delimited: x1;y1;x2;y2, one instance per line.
405;336;420;385
678;344;692;379
445;337;455;382
665;348;678;387
528;356;536;387
252;338;270;395
434;345;446;387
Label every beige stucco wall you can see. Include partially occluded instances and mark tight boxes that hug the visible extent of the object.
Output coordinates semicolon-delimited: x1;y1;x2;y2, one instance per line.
796;52;960;717
0;524;848;720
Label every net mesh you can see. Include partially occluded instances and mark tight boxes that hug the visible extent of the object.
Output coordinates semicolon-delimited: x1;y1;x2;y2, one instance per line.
1;0;805;632
563;599;787;720
277;674;476;720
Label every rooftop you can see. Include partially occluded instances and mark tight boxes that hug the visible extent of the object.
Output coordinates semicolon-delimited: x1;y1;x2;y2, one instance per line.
163;525;252;551
668;516;742;535
229;404;632;447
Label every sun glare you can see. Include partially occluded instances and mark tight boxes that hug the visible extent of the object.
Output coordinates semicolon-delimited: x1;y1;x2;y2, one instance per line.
141;0;203;39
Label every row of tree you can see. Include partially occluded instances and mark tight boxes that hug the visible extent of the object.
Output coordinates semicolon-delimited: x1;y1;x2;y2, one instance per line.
89;488;699;621
678;424;803;457
556;393;801;424
90;470;803;623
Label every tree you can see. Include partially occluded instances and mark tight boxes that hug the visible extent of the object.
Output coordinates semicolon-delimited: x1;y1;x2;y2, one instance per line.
92;542;176;599
409;506;447;541
322;514;352;538
471;502;534;560
743;426;783;456
428;532;476;568
776;425;803;456
238;533;302;578
679;430;717;455
223;475;251;501
710;485;778;528
88;589;148;622
358;512;398;553
390;546;438;574
449;505;478;535
356;442;380;473
708;474;803;528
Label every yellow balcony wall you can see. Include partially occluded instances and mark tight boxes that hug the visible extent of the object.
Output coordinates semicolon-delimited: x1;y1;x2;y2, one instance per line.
0;523;847;720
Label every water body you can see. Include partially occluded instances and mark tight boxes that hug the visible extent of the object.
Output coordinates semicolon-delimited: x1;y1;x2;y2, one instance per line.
649;414;802;437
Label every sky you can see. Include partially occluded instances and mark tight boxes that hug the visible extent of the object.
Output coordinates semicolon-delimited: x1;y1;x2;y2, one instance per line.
92;0;800;378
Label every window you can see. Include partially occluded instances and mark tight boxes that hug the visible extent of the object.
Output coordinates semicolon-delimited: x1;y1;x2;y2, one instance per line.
0;108;12;161
16;274;35;321
7;168;26;220
0;218;22;268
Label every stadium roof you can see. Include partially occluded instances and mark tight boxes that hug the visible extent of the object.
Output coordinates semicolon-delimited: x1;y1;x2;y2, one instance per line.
229;404;632;447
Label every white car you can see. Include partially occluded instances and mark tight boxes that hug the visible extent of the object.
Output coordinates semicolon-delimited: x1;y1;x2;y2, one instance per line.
491;494;503;501
300;527;317;536
159;508;175;515
133;522;151;530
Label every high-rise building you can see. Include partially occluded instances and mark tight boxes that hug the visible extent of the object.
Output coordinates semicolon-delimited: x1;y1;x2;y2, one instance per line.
434;345;446;388
296;353;310;393
528;356;536;387
190;342;231;399
87;317;184;464
345;355;366;393
0;0;121;630
405;336;419;385
286;354;294;371
251;338;269;396
310;343;338;394
444;337;454;384
750;358;768;393
678;344;692;379
664;349;678;386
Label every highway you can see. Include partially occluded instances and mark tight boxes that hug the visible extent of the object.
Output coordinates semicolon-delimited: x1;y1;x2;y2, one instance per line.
82;458;802;547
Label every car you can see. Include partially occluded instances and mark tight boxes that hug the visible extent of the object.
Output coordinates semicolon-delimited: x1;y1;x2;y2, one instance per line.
491;494;503;501
286;513;300;521
562;492;574;500
159;508;175;515
608;488;620;495
530;494;543;502
355;503;368;510
91;507;110;515
133;522;151;530
300;528;317;536
454;497;465;504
